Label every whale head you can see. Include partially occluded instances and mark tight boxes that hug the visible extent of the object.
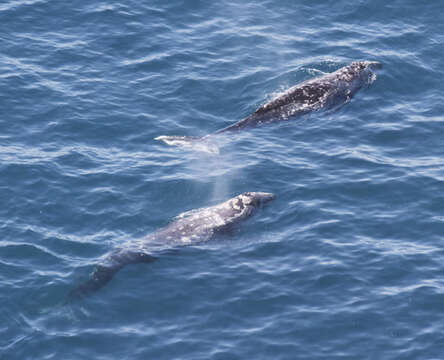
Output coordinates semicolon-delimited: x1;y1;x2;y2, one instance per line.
223;192;275;221
337;61;382;91
351;61;382;72
236;191;276;209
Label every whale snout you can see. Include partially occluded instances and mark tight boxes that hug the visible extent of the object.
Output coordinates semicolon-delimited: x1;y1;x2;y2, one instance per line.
256;192;276;204
247;191;276;206
366;61;382;70
352;61;383;72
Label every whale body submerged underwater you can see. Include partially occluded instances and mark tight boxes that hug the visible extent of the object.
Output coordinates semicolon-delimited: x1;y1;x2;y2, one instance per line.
68;192;275;300
156;61;382;153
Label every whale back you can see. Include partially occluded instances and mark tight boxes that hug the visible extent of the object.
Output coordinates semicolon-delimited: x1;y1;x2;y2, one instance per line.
148;192;273;247
216;61;381;133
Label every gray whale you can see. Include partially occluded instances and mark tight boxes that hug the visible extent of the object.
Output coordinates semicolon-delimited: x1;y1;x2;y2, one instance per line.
156;61;381;153
68;192;275;300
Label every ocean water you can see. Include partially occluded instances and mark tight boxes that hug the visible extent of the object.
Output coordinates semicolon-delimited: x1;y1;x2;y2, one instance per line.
1;0;444;359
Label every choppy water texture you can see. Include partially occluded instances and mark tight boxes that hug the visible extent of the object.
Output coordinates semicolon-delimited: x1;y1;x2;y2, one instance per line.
1;1;444;359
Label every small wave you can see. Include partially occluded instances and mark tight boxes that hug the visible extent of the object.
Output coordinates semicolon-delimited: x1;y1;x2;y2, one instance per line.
0;0;46;12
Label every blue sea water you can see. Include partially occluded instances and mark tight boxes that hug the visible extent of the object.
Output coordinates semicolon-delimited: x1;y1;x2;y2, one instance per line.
1;0;444;358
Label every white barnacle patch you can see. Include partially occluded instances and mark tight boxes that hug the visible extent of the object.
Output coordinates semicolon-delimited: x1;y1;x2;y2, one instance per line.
180;236;192;244
232;200;241;211
239;194;252;206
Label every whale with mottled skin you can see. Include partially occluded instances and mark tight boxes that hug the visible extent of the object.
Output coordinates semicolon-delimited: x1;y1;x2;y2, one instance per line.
155;61;382;153
67;192;275;301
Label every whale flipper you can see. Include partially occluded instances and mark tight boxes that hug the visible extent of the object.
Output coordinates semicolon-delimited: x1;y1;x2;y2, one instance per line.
155;135;220;154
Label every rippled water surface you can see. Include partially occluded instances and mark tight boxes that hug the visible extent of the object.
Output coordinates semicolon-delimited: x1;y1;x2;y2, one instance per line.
2;1;444;359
